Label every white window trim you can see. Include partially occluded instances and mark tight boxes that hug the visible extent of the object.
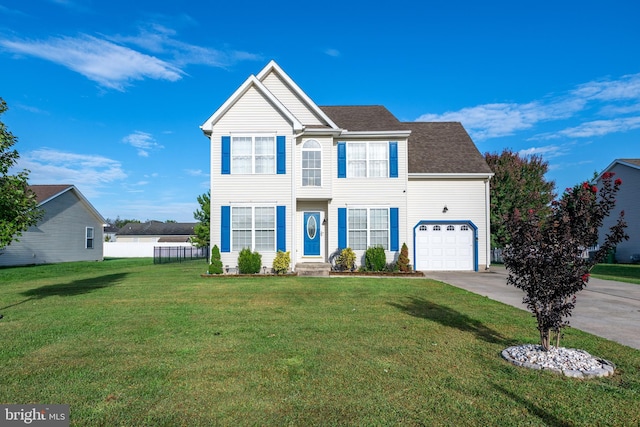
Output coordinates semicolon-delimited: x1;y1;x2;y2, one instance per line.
302;139;322;187
347;207;390;250
230;134;276;175
346;141;389;178
85;227;95;249
230;205;276;252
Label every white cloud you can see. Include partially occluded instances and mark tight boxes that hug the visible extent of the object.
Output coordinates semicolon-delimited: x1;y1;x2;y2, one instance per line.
0;23;261;90
110;23;261;68
571;73;640;102
184;168;207;177
122;131;163;157
0;34;183;90
417;73;640;141
557;116;640;138
18;148;127;198
325;49;340;57
518;144;569;158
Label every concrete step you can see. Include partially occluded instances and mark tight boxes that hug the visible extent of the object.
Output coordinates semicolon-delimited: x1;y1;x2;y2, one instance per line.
295;262;331;277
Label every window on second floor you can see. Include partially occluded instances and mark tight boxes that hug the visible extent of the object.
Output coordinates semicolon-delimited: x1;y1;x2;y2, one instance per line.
232;136;275;174
338;141;398;179
302;140;321;186
347;142;388;178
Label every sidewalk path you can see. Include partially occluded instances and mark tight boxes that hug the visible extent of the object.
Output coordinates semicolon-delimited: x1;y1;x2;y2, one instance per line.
422;265;640;350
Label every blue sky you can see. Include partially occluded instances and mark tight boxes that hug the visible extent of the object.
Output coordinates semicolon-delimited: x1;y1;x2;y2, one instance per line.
1;0;639;223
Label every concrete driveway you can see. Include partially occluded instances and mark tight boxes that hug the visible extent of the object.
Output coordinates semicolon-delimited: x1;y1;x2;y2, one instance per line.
422;265;640;350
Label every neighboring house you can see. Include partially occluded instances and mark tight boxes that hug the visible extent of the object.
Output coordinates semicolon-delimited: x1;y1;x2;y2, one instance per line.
116;221;197;243
103;224;119;242
595;159;640;263
200;61;493;272
103;221;200;258
0;184;105;267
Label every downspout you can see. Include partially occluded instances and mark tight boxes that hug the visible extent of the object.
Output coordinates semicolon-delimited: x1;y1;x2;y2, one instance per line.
291;133;297;272
485;178;491;270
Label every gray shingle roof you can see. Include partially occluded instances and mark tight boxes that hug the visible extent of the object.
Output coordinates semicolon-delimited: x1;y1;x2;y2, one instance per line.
403;122;493;174
117;221;197;236
319;105;404;131
319;106;492;175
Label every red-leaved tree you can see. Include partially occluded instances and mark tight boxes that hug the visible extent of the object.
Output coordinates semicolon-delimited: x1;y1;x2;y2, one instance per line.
502;172;628;350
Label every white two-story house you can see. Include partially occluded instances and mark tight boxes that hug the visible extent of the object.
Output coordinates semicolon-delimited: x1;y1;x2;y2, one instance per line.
201;61;493;272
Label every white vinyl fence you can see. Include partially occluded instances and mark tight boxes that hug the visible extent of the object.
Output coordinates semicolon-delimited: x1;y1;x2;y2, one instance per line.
104;241;195;258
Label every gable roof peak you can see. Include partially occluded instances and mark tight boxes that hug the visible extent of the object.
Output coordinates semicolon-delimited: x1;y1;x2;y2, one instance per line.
200;73;303;133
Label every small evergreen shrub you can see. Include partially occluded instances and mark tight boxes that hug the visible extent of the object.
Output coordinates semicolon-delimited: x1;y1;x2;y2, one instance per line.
237;248;262;274
272;251;290;274
396;242;411;272
364;246;386;272
208;245;223;274
336;247;356;271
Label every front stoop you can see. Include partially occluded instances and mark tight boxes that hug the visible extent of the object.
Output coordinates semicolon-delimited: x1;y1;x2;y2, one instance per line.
295;262;331;277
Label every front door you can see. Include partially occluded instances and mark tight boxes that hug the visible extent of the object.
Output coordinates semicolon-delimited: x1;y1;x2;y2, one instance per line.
303;212;321;256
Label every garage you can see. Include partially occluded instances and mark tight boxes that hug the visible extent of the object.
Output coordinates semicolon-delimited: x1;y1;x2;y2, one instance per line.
414;222;476;271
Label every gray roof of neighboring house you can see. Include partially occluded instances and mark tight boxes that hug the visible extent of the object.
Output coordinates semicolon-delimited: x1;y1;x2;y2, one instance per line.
29;184;74;204
319;105;492;175
117;221;197;236
619;158;640;167
29;184;106;223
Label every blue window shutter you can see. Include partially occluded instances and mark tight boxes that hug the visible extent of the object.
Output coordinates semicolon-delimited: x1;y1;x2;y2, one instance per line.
390;208;399;251
221;136;231;175
277;136;286;174
337;142;346;178
389;141;398;178
221;206;230;252
338;208;347;249
277;205;286;251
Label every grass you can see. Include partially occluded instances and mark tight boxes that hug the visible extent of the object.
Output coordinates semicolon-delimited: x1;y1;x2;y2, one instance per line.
591;263;640;285
1;259;639;426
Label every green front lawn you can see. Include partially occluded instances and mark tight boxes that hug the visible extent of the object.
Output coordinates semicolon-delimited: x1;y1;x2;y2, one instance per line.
1;259;639;426
592;263;640;285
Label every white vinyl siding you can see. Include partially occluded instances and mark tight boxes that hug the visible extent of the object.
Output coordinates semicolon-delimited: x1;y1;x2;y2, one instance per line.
260;72;325;126
407;178;490;270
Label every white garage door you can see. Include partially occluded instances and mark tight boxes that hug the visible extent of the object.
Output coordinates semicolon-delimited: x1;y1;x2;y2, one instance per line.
415;223;474;271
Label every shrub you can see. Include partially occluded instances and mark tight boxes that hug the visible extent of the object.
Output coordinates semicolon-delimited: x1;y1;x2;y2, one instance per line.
237;248;262;274
272;251;290;274
396;242;411;272
336;247;356;271
208;245;223;274
364;246;386;272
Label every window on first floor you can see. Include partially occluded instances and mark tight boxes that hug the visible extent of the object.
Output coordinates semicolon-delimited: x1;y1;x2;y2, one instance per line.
347;208;390;250
86;227;94;249
231;206;275;252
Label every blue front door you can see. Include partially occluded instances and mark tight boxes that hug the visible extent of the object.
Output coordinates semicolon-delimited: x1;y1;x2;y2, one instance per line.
303;212;321;256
